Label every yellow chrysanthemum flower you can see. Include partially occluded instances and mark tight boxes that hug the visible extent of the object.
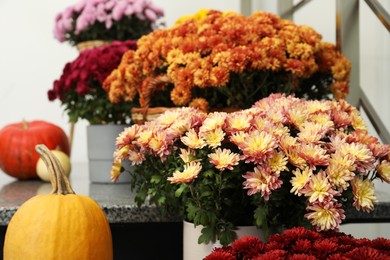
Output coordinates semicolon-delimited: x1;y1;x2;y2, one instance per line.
377;160;390;183
167;162;202;184
181;129;206;149
305;201;345;231
200;127;225;149
351;176;378;212
290;167;312;195
326;152;356;190
267;151;289;174
208;148;240;171
226;112;252;132
304;171;334;203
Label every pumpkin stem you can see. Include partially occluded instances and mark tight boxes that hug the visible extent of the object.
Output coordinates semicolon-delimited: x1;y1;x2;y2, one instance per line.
22;119;29;129
35;144;75;195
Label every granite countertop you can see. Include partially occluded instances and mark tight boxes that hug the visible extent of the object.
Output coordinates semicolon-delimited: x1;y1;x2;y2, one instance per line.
0;163;389;226
0;163;179;226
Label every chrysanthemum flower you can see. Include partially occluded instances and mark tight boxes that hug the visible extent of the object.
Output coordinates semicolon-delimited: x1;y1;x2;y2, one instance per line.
189;97;209;112
337;142;375;172
229;131;247;146
297;122;327;143
200;112;227;133
351;176;378;212
326;152;356;190
308;113;334;130
239;130;277;164
298;143;330;170
305;200;345;230
110;159;123;183
301;170;338;203
200;127;225;148
167;161;202;183
181;129;206;149
377;160;390;183
226;111;253;133
149;132;172;158
242;166;282;200
290;167;312;196
208;148;240;171
285;147;307;169
179;148;197;163
127;150;145;165
266;151;289;174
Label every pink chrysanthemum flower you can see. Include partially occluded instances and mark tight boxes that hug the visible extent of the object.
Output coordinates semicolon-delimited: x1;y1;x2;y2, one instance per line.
266;151;289;174
290;167;312;196
308;113;334;130
285;147;308;169
110;159;122;182
167;161;202;184
337;142;375;172
200;127;225;149
326;152;356;191
135;124;155;147
116;124;139;148
298;143;330;170
181;129;206;149
351;109;368;131
305;200;345;231
155;108;184;128
297;122;328;143
242;166;282;200
208;148;240;171
286;107;308;128
301;170;338;203
226;111;253;133
149;131;172;159
179;148;198;163
239;130;277;164
199;112;227;133
351;176;378;212
127;150;145;165
377;160;390;183
229;131;247;146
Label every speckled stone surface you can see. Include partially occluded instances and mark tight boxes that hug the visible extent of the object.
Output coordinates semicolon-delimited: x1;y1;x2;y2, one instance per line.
0;163;180;225
0;163;389;226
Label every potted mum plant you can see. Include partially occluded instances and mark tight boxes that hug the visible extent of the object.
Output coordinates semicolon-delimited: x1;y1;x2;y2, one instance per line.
205;227;390;259
48;40;138;183
53;0;164;50
111;94;390;254
103;9;351;123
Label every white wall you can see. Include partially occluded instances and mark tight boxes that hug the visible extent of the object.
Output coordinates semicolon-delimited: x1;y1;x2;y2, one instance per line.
0;0;241;163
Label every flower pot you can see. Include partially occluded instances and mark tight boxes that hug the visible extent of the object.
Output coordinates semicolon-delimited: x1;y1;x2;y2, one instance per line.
86;124;131;183
183;220;267;260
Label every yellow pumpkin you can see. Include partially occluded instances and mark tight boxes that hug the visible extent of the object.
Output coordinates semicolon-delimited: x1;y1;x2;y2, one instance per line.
3;144;113;260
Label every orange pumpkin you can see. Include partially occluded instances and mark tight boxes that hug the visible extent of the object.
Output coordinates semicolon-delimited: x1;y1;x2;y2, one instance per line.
3;144;113;260
0;120;70;179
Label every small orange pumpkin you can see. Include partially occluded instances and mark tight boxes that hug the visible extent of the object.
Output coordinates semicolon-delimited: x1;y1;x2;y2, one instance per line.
3;144;113;260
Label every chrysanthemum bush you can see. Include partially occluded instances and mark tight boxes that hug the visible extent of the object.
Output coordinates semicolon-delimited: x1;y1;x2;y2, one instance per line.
53;0;164;46
111;94;390;246
48;40;138;124
204;227;390;259
103;9;351;112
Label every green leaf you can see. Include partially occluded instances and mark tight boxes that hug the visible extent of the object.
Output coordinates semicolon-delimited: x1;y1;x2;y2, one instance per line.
198;226;214;244
175;183;187;197
151;175;162;184
219;229;236;246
